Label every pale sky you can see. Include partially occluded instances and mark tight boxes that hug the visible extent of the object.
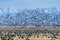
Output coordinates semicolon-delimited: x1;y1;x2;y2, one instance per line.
0;0;60;10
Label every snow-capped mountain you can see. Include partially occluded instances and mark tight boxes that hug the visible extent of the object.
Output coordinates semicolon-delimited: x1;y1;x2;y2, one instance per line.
48;7;58;13
44;9;49;13
0;7;60;26
4;7;18;13
0;8;4;15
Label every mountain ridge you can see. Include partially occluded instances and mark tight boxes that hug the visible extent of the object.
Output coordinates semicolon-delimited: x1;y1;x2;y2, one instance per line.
0;7;60;26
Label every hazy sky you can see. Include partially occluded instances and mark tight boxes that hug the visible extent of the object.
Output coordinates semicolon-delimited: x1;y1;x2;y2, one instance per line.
0;0;60;10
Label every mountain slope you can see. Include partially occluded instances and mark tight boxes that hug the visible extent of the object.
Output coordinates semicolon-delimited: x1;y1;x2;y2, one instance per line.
0;7;60;26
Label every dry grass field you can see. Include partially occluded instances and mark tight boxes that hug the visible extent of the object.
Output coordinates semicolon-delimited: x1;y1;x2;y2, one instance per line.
0;26;60;40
